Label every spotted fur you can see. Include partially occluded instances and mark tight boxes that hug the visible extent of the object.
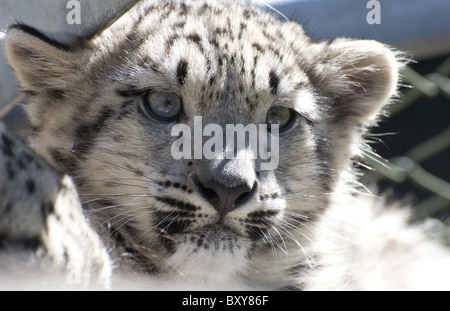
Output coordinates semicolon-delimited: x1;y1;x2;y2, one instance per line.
2;0;450;290
0;123;111;289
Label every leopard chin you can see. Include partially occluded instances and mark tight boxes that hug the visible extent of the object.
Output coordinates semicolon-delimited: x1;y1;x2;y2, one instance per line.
162;225;252;283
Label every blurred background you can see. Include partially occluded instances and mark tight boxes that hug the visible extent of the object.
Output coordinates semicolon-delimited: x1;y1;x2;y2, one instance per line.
1;0;449;241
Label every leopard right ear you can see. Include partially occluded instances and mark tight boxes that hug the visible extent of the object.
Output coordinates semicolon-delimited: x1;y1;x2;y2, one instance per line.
309;38;403;127
5;24;90;98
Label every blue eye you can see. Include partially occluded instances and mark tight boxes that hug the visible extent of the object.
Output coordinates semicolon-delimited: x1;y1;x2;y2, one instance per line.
143;92;182;122
266;107;295;132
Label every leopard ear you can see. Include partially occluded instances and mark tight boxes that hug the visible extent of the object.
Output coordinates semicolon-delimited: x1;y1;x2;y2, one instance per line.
5;24;90;97
311;39;401;125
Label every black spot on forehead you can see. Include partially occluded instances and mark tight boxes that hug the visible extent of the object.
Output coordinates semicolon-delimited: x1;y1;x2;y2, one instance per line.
186;33;205;54
252;42;264;53
179;2;190;15
269;70;280;95
186;33;201;44
176;59;189;86
198;3;210;15
165;34;180;52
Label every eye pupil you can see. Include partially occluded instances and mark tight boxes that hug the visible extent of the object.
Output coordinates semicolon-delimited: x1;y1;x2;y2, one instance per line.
143;92;182;122
266;107;294;132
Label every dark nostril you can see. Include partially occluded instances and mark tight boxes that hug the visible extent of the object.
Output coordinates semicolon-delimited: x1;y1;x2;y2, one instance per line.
194;177;257;217
235;182;257;206
194;178;219;206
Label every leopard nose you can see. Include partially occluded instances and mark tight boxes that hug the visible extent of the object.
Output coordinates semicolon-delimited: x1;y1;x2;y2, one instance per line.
196;179;256;218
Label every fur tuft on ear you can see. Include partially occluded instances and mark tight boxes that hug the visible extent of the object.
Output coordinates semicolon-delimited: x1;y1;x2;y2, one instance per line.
5;24;89;98
310;39;403;125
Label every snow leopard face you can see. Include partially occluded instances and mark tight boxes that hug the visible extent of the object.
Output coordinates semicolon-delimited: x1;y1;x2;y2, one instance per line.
5;0;399;288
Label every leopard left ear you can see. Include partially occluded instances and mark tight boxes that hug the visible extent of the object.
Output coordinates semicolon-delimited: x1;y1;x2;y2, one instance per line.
310;38;402;125
5;24;90;97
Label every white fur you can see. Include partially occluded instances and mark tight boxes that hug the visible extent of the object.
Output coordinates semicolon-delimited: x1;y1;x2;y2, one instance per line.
305;192;450;290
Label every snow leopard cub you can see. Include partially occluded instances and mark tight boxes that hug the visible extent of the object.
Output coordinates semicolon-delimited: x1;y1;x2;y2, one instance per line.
2;0;450;290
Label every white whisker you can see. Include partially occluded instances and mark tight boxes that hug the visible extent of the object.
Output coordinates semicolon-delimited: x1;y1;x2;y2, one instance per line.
104;209;157;240
82;193;153;205
95;204;152;230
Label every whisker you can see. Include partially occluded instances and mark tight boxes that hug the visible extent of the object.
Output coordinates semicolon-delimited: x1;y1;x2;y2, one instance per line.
58;147;160;185
105;209;156;240
284;211;311;221
284;192;333;202
281;218;315;246
82;193;153;205
260;228;279;264
78;179;149;190
86;201;149;216
144;214;181;249
262;219;288;256
95;204;152;230
276;224;316;268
